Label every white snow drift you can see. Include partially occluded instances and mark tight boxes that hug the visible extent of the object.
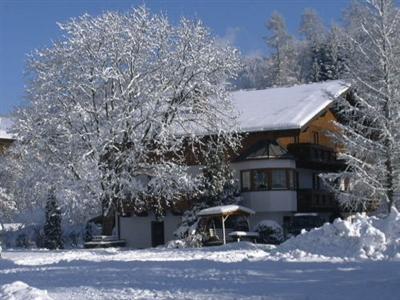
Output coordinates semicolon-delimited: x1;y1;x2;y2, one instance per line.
277;208;400;260
0;281;53;300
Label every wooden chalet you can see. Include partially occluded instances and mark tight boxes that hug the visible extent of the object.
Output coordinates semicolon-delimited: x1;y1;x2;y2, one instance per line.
117;80;351;248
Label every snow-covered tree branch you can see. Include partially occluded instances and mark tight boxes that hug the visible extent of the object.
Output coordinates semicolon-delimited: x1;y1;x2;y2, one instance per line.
325;0;400;214
7;6;241;223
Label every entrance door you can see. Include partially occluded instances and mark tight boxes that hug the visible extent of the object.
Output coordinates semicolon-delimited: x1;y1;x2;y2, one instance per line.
151;221;164;247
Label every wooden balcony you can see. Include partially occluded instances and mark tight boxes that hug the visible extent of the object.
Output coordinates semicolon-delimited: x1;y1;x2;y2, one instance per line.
297;189;340;213
287;143;346;171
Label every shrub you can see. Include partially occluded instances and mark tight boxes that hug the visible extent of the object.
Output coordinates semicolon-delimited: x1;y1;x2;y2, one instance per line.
254;220;284;244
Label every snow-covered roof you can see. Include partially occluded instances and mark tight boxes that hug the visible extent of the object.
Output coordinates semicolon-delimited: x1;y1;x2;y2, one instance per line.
197;205;255;217
0;117;14;140
231;80;349;133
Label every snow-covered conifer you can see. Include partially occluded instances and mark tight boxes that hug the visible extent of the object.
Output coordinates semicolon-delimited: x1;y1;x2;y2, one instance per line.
265;12;299;86
299;9;328;83
321;25;347;80
234;55;271;90
199;142;238;207
43;189;63;249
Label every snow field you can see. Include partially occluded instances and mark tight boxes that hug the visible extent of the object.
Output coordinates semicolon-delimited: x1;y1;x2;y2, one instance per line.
0;245;399;300
1;209;399;299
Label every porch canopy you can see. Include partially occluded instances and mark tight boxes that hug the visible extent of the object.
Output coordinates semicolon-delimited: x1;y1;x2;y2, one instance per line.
197;205;255;245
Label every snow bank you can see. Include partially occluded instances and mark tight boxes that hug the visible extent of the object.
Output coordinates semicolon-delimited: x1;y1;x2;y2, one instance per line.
277;208;400;260
0;281;53;300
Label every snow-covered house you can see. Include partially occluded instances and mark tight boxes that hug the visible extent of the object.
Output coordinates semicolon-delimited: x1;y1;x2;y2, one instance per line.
0;117;14;153
117;80;350;248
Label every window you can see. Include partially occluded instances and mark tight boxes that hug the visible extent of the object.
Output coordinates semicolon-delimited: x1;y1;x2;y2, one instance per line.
253;170;268;190
241;168;296;192
241;171;251;191
271;169;287;189
313;131;319;144
293;136;299;144
287;170;296;190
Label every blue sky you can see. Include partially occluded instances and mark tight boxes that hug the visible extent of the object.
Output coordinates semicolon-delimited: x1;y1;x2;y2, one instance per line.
0;0;350;115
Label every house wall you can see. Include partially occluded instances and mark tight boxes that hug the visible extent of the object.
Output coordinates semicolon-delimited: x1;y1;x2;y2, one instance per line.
118;109;344;248
119;212;181;248
240;191;297;213
232;159;297;213
119;215;151;248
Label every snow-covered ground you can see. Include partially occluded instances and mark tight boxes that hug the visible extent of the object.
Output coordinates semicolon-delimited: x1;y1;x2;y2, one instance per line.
0;243;399;300
1;209;399;299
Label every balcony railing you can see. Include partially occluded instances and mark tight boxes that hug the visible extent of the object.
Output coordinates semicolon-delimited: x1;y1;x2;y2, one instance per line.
287;143;345;171
297;189;339;213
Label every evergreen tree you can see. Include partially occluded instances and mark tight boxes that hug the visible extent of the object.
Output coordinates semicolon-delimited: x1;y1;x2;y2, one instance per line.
265;12;299;86
234;55;271;90
199;145;238;206
299;9;327;83
321;25;347;80
43;189;63;249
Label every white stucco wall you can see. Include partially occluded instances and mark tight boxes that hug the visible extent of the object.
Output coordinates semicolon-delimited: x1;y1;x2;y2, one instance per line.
119;212;181;248
232;159;297;213
241;191;297;212
119;215;152;249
